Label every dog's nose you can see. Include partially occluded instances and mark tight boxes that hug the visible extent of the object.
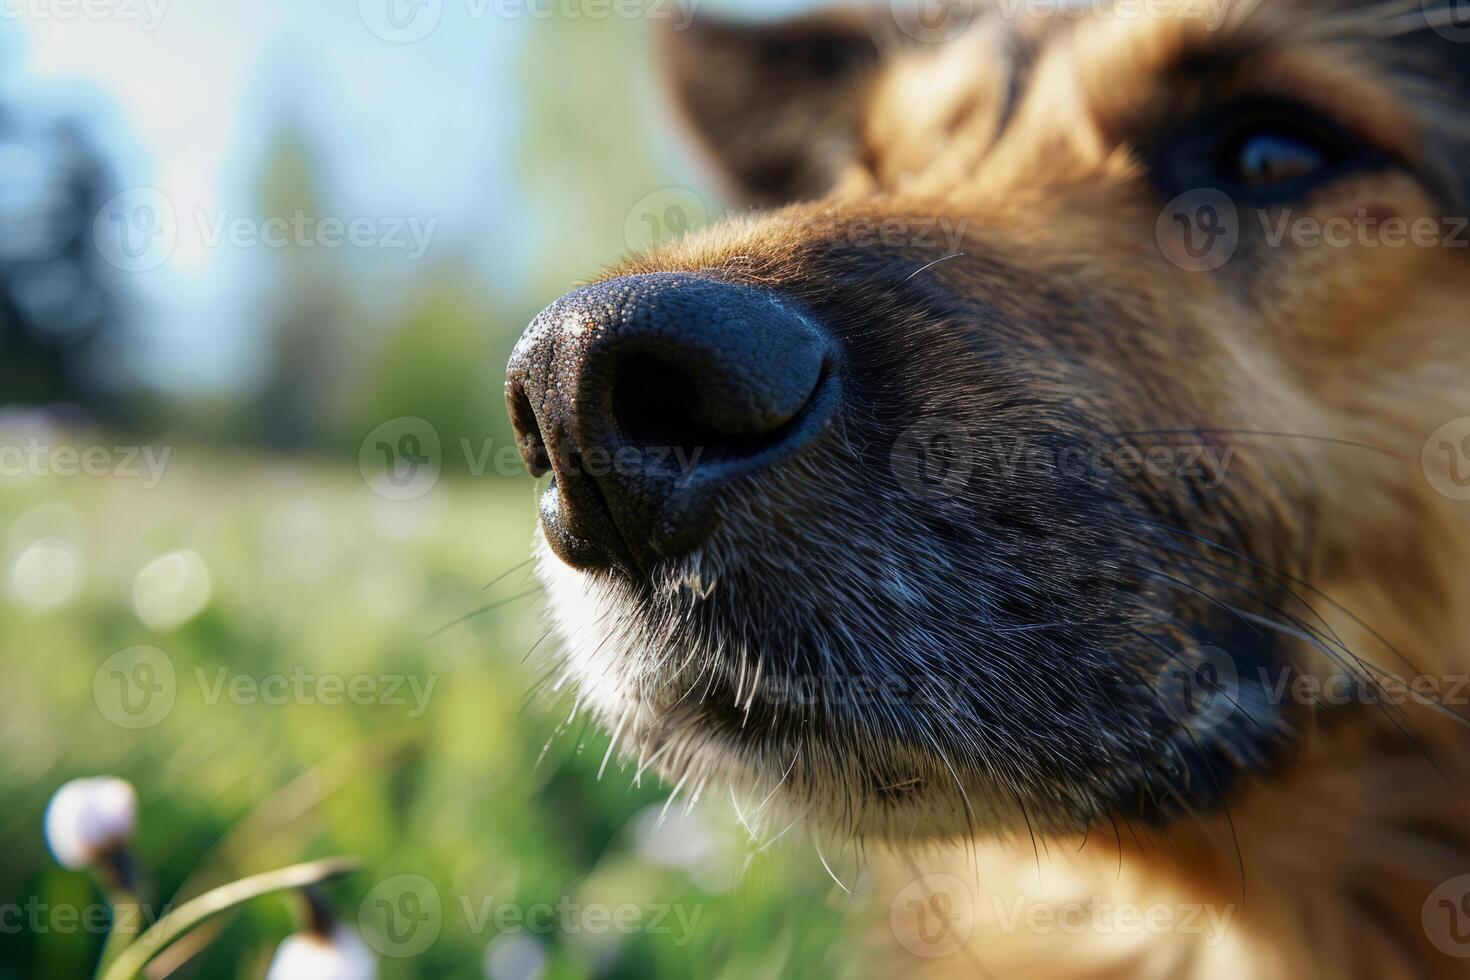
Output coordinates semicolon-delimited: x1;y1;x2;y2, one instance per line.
506;272;836;572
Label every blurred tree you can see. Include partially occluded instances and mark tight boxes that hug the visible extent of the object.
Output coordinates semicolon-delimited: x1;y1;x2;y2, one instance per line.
515;13;687;301
249;115;353;451
335;272;507;472
0;108;127;413
248;113;510;465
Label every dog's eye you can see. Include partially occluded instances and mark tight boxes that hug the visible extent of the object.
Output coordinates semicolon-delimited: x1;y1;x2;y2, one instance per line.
1151;99;1381;203
1231;133;1323;186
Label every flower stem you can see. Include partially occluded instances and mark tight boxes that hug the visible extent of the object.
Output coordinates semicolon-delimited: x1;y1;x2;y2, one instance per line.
95;849;141;977
96;857;361;980
96;890;140;977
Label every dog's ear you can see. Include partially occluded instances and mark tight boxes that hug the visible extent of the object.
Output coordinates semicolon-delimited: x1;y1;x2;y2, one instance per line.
658;9;888;206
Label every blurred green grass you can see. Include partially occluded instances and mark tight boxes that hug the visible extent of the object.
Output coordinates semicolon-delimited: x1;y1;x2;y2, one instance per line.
0;453;867;979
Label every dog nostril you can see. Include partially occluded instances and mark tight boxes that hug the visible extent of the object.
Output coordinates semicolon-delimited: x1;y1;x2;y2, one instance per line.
611;350;826;465
611;353;726;462
510;387;551;477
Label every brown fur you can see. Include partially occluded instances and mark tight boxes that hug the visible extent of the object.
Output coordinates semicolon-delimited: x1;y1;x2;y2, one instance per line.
539;1;1470;975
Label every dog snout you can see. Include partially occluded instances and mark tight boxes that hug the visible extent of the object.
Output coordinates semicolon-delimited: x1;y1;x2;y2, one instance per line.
506;272;837;572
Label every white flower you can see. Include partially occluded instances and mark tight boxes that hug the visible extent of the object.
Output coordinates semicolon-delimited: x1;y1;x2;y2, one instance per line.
44;777;137;870
267;925;378;980
483;933;547;980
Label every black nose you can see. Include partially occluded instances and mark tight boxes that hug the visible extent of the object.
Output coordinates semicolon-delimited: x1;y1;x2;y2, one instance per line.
506;273;836;572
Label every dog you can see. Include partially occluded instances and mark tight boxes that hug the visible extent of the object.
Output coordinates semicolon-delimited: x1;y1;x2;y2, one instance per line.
504;1;1470;975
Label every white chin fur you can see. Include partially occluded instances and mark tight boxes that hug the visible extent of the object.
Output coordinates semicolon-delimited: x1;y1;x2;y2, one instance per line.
533;534;1031;840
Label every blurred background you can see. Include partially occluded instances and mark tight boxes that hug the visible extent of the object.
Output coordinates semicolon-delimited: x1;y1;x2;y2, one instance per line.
0;1;872;976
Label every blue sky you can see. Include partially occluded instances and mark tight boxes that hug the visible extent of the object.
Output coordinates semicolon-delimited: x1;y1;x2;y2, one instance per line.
11;1;532;391
4;0;817;393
